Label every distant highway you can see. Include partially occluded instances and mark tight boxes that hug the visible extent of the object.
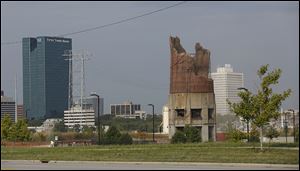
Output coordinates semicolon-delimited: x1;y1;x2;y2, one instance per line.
1;160;298;170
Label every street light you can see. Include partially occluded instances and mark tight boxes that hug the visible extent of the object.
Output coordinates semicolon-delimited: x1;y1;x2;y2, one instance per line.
25;109;30;119
90;93;100;145
25;109;30;123
284;112;288;143
288;109;295;143
237;87;250;142
148;104;155;143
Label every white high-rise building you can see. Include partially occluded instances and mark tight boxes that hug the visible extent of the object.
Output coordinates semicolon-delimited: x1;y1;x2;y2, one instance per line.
211;64;244;115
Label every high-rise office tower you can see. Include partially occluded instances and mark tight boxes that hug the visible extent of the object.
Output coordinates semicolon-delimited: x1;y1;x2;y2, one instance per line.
211;64;244;115
23;36;72;121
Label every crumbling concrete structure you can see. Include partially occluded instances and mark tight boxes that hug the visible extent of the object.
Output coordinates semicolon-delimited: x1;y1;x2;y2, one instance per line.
167;36;216;141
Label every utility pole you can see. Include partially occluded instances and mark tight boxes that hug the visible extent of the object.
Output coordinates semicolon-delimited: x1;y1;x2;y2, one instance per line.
15;74;17;123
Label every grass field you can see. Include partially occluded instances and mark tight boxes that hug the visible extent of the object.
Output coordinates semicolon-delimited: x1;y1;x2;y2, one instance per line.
1;142;299;164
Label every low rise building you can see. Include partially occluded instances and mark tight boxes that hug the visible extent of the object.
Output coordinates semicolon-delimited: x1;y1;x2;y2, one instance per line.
110;101;145;119
64;105;95;128
1;92;16;122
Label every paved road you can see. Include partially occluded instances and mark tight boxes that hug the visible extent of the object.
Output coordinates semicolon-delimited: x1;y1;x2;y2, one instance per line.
1;160;298;170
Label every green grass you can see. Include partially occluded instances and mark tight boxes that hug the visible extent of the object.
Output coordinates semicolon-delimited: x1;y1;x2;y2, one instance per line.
1;142;298;164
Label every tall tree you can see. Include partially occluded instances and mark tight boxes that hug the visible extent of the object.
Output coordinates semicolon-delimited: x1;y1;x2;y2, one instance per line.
253;64;291;150
15;119;31;141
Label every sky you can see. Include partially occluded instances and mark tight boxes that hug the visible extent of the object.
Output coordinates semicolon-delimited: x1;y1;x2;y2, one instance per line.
1;1;299;114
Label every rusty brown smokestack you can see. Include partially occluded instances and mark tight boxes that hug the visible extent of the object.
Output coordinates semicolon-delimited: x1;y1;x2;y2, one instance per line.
169;36;214;94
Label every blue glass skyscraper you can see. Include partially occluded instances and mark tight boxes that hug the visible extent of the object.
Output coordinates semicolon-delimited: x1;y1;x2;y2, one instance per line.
23;36;72;121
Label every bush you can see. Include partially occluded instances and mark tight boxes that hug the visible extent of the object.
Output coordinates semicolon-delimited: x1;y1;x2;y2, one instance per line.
265;126;279;143
171;131;187;144
103;126;121;144
101;126;133;145
228;129;246;142
249;128;260;142
184;126;201;143
119;133;133;145
171;125;202;144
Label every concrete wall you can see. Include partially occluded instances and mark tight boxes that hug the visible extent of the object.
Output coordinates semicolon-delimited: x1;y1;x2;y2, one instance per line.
168;92;216;142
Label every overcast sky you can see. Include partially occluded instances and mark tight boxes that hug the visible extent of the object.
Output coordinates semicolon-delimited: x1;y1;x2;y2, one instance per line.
1;1;299;114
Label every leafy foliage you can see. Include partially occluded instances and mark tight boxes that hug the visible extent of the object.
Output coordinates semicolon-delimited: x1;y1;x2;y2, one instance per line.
1;115;31;141
171;125;201;143
227;64;291;150
99;114;162;133
53;120;67;132
265;126;279;142
184;125;202;143
102;126;133;145
119;133;133;145
227;129;246;142
171;131;187;144
1;114;13;140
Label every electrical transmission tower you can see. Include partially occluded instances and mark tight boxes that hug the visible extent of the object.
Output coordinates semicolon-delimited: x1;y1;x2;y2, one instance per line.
63;50;91;126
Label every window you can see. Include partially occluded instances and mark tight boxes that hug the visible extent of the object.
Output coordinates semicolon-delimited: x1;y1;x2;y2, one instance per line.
116;105;120;115
208;126;214;141
176;127;184;132
191;109;202;119
175;109;185;117
208;108;214;120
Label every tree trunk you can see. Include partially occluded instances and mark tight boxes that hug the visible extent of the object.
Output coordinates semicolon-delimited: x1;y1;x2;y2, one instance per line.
247;120;249;142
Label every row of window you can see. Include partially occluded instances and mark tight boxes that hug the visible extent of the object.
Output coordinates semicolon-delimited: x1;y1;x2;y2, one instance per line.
175;108;214;120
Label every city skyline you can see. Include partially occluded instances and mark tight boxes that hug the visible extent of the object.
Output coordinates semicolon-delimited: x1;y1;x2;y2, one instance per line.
1;1;299;114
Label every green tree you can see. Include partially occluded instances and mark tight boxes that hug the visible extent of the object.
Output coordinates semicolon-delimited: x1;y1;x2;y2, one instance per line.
103;126;121;144
8;124;18;142
171;131;187;144
226;64;291;150
253;64;291;150
265;126;279;144
15;119;31;141
227;89;255;142
1;114;13;140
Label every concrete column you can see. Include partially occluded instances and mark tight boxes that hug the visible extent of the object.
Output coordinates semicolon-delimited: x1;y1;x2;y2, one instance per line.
202;125;208;142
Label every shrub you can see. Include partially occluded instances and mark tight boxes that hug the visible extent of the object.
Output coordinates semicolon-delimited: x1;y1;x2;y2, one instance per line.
184;126;201;143
228;129;246;142
171;131;187;144
249;128;260;142
119;133;133;145
102;126;121;144
265;126;279;143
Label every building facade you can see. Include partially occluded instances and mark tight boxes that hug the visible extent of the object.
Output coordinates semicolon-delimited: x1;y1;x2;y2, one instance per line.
211;64;244;116
64;105;95;127
17;105;24;120
82;96;104;117
162;105;170;134
110;101;145;119
23;36;71;121
1;93;16;122
167;36;216;141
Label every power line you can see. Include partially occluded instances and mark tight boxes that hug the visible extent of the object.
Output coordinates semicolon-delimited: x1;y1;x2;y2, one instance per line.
1;1;187;46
